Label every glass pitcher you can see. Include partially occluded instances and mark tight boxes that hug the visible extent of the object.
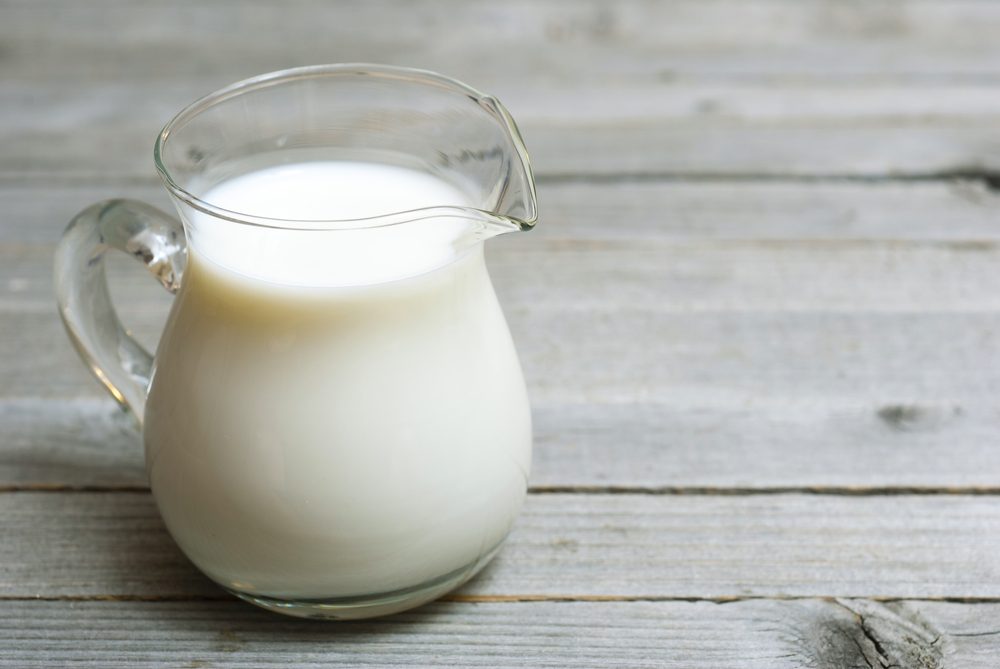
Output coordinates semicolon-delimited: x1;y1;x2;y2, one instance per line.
54;64;537;619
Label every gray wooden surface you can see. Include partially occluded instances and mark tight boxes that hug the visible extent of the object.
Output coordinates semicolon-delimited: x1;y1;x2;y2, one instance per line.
3;1;1000;667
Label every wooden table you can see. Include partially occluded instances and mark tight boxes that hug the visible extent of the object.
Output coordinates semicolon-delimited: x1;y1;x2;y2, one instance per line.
4;2;1000;666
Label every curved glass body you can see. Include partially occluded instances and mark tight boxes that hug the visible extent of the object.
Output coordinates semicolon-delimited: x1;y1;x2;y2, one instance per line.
55;65;537;619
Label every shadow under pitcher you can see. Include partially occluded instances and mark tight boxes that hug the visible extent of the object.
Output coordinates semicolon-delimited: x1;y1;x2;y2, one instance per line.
53;64;537;619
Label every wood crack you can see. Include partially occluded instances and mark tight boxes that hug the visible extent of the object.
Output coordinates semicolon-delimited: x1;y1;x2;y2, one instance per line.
848;633;880;669
832;600;889;669
950;629;1000;638
831;599;946;669
857;612;893;669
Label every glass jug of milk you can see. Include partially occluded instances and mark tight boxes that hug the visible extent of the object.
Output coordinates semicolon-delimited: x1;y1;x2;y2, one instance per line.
54;65;536;619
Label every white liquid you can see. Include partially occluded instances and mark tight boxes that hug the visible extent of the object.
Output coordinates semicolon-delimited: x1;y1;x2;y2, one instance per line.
144;162;531;601
190;162;479;286
204;161;469;221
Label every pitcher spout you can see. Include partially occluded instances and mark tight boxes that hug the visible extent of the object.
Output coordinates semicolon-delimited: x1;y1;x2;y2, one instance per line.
474;95;537;234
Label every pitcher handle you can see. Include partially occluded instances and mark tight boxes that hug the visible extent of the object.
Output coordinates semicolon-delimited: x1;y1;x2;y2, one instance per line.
54;199;186;426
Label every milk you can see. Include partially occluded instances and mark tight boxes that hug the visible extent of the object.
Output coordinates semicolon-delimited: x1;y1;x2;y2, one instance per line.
144;162;532;603
186;161;486;286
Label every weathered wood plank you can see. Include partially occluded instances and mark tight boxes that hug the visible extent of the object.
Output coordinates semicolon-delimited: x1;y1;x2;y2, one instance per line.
9;238;1000;314
7;1;1000;664
5;308;999;404
8;178;997;489
9;0;1000;179
0;400;143;489
0;598;992;668
6;180;1000;244
4;492;1000;599
6;81;1000;178
528;121;1000;178
4;397;1000;491
6;0;1000;84
533;401;1000;490
8;180;1000;318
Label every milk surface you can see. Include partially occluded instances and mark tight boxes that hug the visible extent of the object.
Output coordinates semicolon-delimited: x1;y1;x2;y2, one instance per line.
144;162;531;600
205;161;468;221
188;162;479;286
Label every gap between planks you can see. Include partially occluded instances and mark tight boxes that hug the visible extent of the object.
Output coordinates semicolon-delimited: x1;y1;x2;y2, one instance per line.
537;169;1000;191
2;171;1000;190
4;593;1000;605
4;483;1000;496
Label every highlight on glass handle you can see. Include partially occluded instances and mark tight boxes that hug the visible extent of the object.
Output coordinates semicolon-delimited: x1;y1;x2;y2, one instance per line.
54;199;186;425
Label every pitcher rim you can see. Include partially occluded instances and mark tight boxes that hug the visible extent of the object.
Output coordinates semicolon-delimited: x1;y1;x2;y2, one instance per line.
153;63;537;232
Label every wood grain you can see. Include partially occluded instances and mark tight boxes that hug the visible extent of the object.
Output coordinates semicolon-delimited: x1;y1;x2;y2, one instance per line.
6;180;1000;245
4;492;1000;599
7;244;1000;490
0;598;994;669
8;181;1000;320
6;180;999;491
6;306;1000;405
8;2;1000;177
7;81;1000;179
7;1;1000;180
5;397;1000;491
10;237;1000;314
6;0;1000;84
6;0;1000;663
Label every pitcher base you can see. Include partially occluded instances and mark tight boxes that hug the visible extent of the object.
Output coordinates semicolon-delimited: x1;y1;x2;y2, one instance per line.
224;543;503;620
